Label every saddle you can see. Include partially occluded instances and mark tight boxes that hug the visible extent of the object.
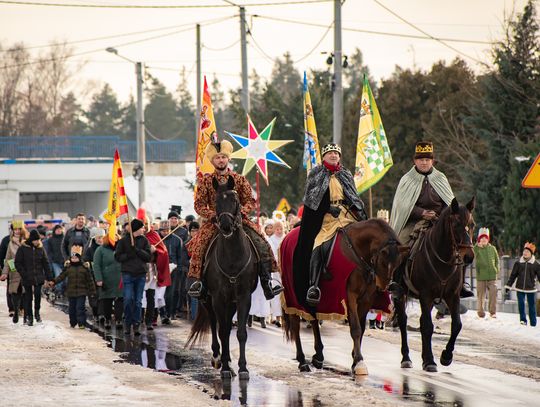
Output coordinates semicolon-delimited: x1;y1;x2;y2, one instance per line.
202;231;260;275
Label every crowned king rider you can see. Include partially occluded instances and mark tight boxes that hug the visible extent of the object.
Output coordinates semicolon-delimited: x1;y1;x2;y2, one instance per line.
295;143;367;307
187;139;283;300
389;141;474;298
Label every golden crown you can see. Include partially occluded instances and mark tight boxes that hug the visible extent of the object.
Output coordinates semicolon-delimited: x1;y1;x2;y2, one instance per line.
415;144;434;153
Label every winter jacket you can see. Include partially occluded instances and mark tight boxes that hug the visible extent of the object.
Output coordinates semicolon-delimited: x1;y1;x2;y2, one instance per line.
0;234;9;269
114;234;152;277
1;237;23;294
172;226;189;243
473;244;499;281
55;261;96;298
61;226;90;259
93;244;122;299
164;233;183;267
14;240;53;286
505;256;540;293
83;239;100;264
44;233;65;265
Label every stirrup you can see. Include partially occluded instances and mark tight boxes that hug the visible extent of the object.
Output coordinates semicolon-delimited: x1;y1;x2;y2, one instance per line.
188;281;203;298
460;286;474;299
306;286;321;307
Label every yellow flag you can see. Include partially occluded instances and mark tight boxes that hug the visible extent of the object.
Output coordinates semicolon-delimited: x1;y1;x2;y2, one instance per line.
104;149;128;246
354;77;393;193
196;76;218;175
303;71;321;172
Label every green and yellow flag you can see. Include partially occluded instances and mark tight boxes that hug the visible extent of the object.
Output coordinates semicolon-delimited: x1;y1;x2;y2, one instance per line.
354;77;393;193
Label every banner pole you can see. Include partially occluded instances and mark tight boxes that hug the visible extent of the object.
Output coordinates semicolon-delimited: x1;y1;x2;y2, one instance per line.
369;188;373;219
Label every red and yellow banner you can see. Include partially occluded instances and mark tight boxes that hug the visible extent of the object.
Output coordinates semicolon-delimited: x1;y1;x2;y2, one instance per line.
196;76;218;175
104;149;128;246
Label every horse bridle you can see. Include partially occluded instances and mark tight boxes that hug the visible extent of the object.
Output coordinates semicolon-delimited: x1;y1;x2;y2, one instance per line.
215;191;241;239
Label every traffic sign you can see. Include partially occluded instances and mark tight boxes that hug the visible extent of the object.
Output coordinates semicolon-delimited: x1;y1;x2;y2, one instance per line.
276;197;292;214
522;153;540;188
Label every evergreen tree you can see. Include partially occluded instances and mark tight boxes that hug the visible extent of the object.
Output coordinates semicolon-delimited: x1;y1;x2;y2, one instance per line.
84;83;123;135
176;67;196;155
120;96;136;140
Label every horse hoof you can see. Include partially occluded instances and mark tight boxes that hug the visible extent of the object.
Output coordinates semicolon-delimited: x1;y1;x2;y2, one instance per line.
299;363;311;372
353;361;368;376
440;350;453;366
311;357;324;369
211;356;222;369
239;371;250;380
401;360;413;369
423;364;438;372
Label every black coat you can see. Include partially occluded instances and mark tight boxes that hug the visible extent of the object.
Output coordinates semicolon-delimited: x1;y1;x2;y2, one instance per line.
45;234;64;265
14;241;53;286
0;234;9;269
164;233;183;267
83;239;100;264
506;257;540;292
114;234;152;277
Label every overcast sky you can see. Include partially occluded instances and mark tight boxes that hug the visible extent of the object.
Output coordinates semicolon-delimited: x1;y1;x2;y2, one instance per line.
0;0;529;104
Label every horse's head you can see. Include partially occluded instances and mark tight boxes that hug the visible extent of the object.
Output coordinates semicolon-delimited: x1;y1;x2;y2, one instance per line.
212;176;240;238
449;196;475;265
373;238;409;291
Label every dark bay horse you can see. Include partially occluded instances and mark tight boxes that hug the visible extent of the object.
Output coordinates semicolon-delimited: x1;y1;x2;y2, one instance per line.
393;197;475;372
282;219;406;376
186;176;258;380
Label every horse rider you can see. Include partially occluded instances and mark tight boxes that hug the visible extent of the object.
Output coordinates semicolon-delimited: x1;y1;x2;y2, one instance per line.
389;141;474;298
296;143;367;307
186;139;283;300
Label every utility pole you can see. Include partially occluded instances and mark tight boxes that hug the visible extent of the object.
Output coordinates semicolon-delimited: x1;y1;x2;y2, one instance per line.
135;62;146;207
240;6;250;113
333;0;343;145
196;24;202;149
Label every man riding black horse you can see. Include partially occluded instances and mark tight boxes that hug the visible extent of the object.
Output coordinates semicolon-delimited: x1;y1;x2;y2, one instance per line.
389;141;474;298
294;143;367;307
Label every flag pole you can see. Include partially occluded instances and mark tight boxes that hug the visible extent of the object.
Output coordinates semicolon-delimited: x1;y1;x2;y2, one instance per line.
256;171;261;224
154;224;184;247
368;188;373;219
127;213;134;246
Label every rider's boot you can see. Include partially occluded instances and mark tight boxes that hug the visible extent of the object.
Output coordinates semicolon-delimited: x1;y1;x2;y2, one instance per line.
459;267;474;298
259;261;283;301
306;246;324;307
388;262;405;299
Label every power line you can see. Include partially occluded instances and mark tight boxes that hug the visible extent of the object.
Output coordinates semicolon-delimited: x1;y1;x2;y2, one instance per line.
293;22;332;63
0;15;235;54
0;0;332;8
203;39;240;52
0;16;236;70
372;0;485;64
252;14;493;45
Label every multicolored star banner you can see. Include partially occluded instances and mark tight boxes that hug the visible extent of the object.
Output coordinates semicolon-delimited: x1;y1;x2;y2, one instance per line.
354;76;393;194
303;71;321;172
227;116;292;185
195;76;218;175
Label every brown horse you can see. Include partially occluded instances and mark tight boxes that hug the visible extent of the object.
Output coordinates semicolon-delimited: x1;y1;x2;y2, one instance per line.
393;197;475;372
281;219;406;376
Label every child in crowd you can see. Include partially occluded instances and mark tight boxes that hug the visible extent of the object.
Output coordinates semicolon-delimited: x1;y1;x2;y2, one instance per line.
53;245;96;328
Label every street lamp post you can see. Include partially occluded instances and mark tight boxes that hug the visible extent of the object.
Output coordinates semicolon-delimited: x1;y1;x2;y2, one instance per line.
106;47;146;207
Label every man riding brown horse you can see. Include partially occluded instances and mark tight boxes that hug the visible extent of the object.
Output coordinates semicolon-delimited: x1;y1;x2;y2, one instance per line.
295;143;367;307
187;139;283;301
389;141;474;298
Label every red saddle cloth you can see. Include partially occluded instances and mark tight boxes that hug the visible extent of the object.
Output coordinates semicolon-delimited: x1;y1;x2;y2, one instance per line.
280;227;392;321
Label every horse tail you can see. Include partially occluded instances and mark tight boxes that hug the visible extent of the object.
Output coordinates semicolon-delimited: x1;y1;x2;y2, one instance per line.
186;303;211;348
282;310;300;343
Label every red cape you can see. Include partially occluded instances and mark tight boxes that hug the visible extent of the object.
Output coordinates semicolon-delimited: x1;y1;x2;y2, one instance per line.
146;229;171;287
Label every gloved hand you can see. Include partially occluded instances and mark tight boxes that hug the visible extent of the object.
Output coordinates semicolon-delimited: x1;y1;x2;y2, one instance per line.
328;206;341;218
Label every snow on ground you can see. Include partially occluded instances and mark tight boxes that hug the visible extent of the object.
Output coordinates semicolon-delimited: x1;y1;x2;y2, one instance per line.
124;163;197;219
0;281;216;407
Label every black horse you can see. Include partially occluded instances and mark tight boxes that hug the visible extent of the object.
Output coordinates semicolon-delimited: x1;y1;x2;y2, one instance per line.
186;176;258;380
393;197;475;372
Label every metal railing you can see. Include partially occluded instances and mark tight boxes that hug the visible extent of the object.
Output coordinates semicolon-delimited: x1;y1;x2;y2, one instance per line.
0;136;193;162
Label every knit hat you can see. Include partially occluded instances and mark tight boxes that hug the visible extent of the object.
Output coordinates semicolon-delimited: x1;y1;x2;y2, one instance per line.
477;227;490;242
167;211;179;220
205;140;233;162
321;143;342;157
524;242;536;255
28;229;41;243
131;218;144;233
185;214;195;223
90;227;106;239
414;141;434;159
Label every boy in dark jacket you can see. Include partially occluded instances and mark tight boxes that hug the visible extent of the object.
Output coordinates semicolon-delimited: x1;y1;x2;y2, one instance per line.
505;242;540;326
114;219;153;335
53;245;96;328
14;229;53;326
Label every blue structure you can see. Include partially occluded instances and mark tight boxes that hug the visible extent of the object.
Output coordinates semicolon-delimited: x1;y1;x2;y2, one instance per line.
0;136;191;163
